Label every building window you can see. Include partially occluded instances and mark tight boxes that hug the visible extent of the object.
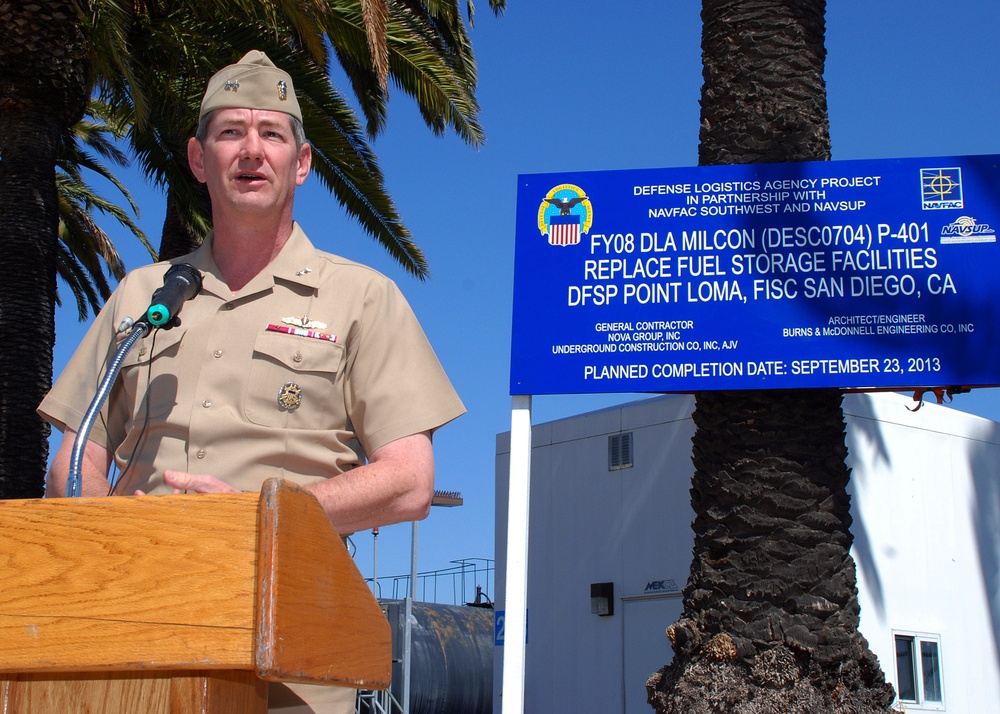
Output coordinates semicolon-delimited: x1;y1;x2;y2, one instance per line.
894;632;944;709
608;432;633;471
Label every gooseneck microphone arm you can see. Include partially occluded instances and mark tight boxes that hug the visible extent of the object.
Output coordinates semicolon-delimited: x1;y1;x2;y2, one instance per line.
66;321;149;497
64;264;203;498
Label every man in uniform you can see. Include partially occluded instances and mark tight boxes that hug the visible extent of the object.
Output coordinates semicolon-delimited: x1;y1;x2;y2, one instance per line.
39;51;465;713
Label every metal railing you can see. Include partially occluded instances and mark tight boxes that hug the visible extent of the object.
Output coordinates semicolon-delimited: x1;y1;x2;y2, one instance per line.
366;557;494;606
356;687;405;714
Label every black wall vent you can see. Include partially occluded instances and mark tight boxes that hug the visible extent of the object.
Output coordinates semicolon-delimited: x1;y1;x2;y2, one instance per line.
608;432;633;471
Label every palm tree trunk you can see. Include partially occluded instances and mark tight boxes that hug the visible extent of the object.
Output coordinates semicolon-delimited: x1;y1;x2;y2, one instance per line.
648;2;896;711
0;0;91;497
0;115;61;497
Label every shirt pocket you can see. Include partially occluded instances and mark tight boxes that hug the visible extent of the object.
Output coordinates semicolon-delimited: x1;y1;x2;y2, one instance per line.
244;330;346;430
117;329;186;420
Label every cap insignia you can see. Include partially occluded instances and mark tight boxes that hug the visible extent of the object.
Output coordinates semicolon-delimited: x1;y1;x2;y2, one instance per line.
277;80;288;101
224;80;240;92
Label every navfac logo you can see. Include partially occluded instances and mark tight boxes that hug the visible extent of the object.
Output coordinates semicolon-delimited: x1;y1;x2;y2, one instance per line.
920;167;964;210
537;184;593;246
940;216;997;244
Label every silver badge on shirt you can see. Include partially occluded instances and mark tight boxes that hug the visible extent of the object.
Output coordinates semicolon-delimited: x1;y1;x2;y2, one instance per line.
282;316;327;330
277;382;303;411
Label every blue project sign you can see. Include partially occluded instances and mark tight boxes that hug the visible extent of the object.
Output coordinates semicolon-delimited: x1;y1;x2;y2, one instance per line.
510;154;1000;395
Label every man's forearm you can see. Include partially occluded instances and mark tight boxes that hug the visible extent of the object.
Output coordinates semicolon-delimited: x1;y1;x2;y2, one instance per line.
306;460;431;535
156;432;436;535
305;431;435;535
46;430;113;497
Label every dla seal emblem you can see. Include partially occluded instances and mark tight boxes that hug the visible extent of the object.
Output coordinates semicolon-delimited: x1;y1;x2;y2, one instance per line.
537;184;592;246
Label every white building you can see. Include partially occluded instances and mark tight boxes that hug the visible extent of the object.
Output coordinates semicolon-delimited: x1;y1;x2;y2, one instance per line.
494;392;1000;713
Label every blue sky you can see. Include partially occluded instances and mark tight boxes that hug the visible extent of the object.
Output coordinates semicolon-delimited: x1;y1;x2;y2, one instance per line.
52;1;1000;592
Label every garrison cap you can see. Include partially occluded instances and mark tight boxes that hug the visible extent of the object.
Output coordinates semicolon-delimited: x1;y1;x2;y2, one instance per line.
199;50;301;122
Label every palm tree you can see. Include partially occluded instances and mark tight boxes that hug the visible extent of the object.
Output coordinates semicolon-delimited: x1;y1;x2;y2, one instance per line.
0;0;504;496
647;2;896;711
0;0;91;497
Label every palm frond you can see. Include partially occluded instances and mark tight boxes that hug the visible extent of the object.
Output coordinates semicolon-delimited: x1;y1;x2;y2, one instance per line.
82;0;501;277
53;96;154;318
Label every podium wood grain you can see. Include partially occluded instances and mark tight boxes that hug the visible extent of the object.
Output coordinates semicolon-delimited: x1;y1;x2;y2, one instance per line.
0;479;390;713
2;670;267;714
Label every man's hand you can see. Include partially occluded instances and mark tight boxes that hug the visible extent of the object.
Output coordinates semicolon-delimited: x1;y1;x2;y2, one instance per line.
135;470;241;495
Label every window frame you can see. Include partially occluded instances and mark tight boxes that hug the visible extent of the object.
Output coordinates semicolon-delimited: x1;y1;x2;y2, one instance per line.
892;630;945;711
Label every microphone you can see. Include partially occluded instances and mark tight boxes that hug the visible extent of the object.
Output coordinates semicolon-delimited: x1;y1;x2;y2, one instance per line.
145;263;203;327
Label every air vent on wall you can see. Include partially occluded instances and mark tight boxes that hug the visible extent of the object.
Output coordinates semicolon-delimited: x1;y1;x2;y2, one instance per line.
608;432;633;471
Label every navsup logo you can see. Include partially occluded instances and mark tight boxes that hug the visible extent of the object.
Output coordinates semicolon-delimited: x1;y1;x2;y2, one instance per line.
940;216;997;244
537;184;593;246
920;167;964;210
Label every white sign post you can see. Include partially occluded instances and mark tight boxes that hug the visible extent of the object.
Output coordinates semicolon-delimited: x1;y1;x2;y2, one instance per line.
501;394;532;714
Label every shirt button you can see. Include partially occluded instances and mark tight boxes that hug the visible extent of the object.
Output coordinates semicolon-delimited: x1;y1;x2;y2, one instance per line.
213;349;223;358
293;352;303;363
196;449;206;459
202;399;212;408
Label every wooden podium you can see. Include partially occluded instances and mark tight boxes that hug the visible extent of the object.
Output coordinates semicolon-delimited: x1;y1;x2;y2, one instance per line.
0;479;391;713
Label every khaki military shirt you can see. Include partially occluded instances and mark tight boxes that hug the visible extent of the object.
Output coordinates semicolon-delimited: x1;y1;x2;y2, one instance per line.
40;223;465;495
